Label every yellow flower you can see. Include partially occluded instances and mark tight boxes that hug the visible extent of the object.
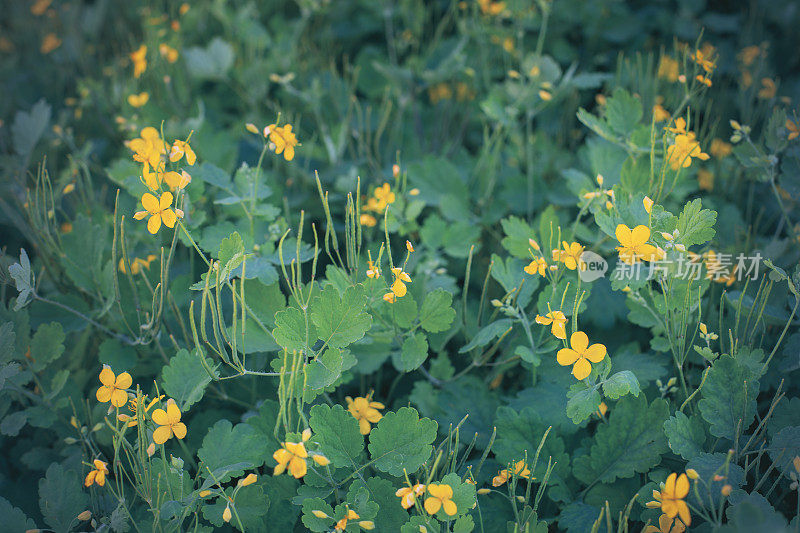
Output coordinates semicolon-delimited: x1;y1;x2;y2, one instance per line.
409;188;420;196
364;183;396;212
164;170;192;190
524;257;547;277
60;222;73;234
151;399;187;444
169;139;196;165
366;260;381;279
758;78;776;99
406;240;415;253
535;310;567;340
41;33;62;54
696;74;712;87
492;460;531;487
239;473;258;487
134;192;179;234
428;83;453;104
84;460;109;487
553;241;584;270
345;395;384;435
647;472;691;526
710;138;732;157
127;92;149;108
643;514;686;533
117;394;163;427
223;506;232;523
31;0;52;15
557;331;607;380
653;104;670;122
267;123;299;161
643;196;654;214
335;508;359;531
96;366;132;407
667;134;709;170
396;483;426;509
383;293;396;303
657;56;679;82
424;483;457;516
698;169;714;191
691;49;715;73
739;45;761;66
159;43;179;63
360;213;377;227
597;401;608;417
130;45;147;78
786;119;799;141
274;441;308;478
129;127;165;170
615;224;659;264
478;0;505;15
390;267;412;298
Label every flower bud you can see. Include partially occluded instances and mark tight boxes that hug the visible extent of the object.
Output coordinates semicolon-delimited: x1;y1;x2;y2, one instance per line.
245;123;259;134
477;488;491;495
199;490;211;497
77;510;92;521
643;196;653;214
685;468;699;480
312;510;329;519
721;484;732;496
223;506;232;523
239;473;257;487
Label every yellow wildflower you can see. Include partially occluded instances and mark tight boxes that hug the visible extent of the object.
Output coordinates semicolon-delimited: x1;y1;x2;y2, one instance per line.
129;127;165;170
164;170;192;190
366;259;381;279
360;213;377;227
383;293;396;303
134;192;179;234
345;395;384;435
653;104;670;122
159;43;179;63
710;138;732;157
390;267;412;298
739;45;761;67
524;257;547;277
365;183;396;212
535;310;567;340
151;399;187;444
657;56;679;82
273;440;309;477
786;119;799;141
130;45;147;78
696;75;712;87
396;483;426;509
169;139;196;165
557;331;607;380
41;33;61;54
667;134;709;170
647;472;691;526
698;169;714;191
406;240;414;253
691;49;715;73
478;0;505;15
424;483;457;516
553;241;584;270
31;0;52;15
334;508;359;531
492;460;531;487
96;366;132;407
615;224;660;264
127;92;150;108
117;394;163;427
267;123;299;161
84;460;108;488
758;78;776;99
643;514;686;533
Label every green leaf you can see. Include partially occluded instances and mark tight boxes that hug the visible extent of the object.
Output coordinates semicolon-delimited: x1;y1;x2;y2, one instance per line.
698;355;759;441
161;349;217;411
305;347;344;389
273;307;317;352
242;280;285;327
12;99;51;159
493;406;570;481
38;463;89;533
663;412;707;461
310;284;372;348
686;453;745;507
768;426;800;472
30;322;65;372
183;37;234;80
419;289;456;333
602;371;641;399
437;472;476;520
0;497;36;531
676;199;717;248
98;338;137;370
368;407;437;476
198;420;269;484
202;485;270;531
500;216;535;258
390;292;418;328
573;395;668;484
8;249;33;310
566;385;602;424
604;88;642;137
218;231;245;279
459;319;513;353
365;477;410;531
301;498;334;532
309;404;364;467
397;333;428;372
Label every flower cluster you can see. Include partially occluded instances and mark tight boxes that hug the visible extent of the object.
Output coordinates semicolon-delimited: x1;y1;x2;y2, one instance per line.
557;331;607;380
492;460;532;487
246;121;301;161
345;394;385;434
273;428;330;479
395;481;458;516
665;118;709;171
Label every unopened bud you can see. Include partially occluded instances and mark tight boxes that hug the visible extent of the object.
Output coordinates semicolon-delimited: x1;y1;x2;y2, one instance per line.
77;510;92;521
721;484;732;496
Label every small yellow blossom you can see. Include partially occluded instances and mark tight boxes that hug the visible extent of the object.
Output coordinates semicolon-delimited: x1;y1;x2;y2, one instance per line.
552;241;584;270
151;399;187;444
129;127;166;170
643;514;686;533
615;224;660;264
535;310;567;340
383;292;396;303
396;483;426;509
117;394;163;427
647;472;691;526
698;169;714;191
685;468;699;480
758;78;776;99
84;459;109;487
657;56;680;82
41;33;62;54
696;75;712;87
96;366;132;407
524;257;547;277
667;134;709;170
428;83;453;104
691;49;715;73
557;331;607;380
335;508;359;531
31;0;52;15
345;395;384;435
390;267;412;298
365;183;396;212
392;164;400;178
239;473;258;487
130;45;147;78
409;188;420;196
424;483;457;516
223;506;232;523
360;213;377;227
267;123;299;161
492;460;531;487
739;45;761;67
786;120;799;141
597;401;608;417
127;92;150;108
643;196;654;214
653;104;670;122
134;192;179;234
406;240;415;253
164;170;192;190
169;139;196;165
710;138;732;157
478;0;505;15
366;259;381;279
159;43;179;63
